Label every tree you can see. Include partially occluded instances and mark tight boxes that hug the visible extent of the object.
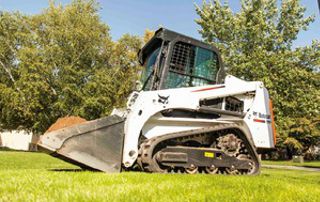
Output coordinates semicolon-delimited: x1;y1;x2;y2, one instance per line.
80;34;143;120
0;0;142;133
195;0;320;155
143;29;155;43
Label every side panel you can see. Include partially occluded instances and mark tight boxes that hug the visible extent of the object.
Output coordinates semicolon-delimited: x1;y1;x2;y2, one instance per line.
122;75;265;167
142;115;233;139
244;87;276;149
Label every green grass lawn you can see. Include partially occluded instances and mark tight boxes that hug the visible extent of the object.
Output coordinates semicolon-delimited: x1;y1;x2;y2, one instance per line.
262;160;320;168
0;151;320;202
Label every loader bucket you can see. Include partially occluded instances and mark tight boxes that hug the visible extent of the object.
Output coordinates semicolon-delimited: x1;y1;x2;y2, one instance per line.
37;115;125;173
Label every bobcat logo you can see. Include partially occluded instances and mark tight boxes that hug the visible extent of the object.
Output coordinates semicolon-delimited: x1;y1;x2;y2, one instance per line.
158;94;169;104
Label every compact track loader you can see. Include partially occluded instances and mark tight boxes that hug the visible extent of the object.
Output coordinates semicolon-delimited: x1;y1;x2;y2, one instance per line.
38;28;276;175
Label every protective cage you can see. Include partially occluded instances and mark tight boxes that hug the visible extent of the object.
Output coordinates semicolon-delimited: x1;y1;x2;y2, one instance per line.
138;28;225;90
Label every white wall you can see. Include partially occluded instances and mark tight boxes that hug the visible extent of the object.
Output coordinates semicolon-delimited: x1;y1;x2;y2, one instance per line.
0;130;32;151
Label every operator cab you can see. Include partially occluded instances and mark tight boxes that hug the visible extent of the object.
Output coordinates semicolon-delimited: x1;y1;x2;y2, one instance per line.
138;28;225;91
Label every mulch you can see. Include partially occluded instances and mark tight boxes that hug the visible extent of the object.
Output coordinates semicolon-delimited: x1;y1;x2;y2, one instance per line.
45;116;87;133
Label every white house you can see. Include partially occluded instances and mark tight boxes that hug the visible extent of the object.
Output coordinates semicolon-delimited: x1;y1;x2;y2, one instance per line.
0;130;36;151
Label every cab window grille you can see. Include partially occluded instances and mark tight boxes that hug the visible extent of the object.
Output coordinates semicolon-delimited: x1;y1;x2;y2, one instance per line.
165;41;218;89
170;42;194;73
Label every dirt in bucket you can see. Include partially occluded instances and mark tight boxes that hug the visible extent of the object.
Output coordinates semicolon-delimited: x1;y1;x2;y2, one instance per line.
45;116;87;133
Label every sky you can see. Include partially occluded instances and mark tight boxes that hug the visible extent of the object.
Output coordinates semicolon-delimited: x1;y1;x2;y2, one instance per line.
0;0;319;48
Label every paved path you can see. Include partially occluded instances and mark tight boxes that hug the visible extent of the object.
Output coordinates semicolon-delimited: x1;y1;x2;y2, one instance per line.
262;164;320;172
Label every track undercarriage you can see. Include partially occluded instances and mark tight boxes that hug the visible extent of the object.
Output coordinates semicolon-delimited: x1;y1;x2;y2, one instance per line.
138;125;260;175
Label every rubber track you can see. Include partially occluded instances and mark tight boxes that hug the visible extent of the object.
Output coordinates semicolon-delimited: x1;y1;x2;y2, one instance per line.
138;123;261;175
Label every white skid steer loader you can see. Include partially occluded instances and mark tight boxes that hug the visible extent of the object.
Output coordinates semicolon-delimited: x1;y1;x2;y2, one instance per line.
38;28;276;175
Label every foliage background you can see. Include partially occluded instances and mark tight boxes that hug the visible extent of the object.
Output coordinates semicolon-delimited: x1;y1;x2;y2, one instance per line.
195;0;320;158
0;0;319;158
0;0;142;133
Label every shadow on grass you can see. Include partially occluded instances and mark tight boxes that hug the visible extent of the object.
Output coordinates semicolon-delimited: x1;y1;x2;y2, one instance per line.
48;168;88;172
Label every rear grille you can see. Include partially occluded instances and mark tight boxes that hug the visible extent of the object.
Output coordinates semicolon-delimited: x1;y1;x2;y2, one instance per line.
225;97;244;113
